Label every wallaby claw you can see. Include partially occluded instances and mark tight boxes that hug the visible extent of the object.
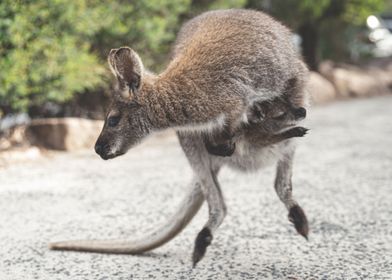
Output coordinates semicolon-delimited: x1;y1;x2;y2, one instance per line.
192;228;213;267
288;205;309;240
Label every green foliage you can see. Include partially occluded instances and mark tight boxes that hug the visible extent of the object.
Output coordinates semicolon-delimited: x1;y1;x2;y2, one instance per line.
0;0;191;113
256;0;386;27
0;0;388;114
208;0;247;10
252;0;387;64
343;0;385;25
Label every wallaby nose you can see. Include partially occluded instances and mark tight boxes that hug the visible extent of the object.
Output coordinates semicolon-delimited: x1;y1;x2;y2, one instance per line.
95;143;104;155
294;107;307;119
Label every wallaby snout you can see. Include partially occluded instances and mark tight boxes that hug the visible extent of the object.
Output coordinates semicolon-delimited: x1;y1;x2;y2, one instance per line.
94;138;123;160
94;134;123;160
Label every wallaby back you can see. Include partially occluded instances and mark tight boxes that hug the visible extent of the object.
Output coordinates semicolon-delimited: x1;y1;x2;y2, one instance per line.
168;9;308;108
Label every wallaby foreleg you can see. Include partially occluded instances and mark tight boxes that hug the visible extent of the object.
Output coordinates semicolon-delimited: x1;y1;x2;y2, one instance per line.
192;168;226;267
274;148;309;239
204;125;236;157
49;180;204;254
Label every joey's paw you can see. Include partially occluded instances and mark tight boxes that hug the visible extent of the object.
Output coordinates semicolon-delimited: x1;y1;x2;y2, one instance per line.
205;141;236;157
286;126;309;138
192;228;213;267
288;205;309;240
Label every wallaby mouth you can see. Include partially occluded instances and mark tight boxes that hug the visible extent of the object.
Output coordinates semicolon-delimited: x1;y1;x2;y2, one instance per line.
98;150;125;160
94;142;125;160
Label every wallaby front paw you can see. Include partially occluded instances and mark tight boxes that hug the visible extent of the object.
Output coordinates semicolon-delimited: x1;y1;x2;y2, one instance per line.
205;141;236;157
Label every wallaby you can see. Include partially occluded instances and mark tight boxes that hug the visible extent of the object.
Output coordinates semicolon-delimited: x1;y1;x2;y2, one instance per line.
50;9;309;267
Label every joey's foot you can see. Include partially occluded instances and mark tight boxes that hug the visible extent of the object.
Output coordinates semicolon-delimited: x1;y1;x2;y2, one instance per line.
205;141;236;157
283;127;309;138
192;227;213;267
288;205;309;240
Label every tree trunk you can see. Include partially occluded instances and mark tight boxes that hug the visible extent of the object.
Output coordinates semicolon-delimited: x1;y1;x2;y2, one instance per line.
298;22;319;71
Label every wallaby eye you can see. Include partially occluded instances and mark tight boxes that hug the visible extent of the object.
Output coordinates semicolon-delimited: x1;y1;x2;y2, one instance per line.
108;115;121;127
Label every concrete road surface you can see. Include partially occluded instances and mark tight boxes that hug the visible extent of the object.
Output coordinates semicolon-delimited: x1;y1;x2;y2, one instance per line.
1;96;392;279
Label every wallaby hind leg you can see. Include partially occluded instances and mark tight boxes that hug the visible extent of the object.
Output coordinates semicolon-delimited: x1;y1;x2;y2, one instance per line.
274;147;309;239
192;167;226;267
177;132;226;267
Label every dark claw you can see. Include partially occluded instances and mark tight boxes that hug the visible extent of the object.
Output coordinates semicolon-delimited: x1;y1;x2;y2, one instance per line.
284;126;309;138
192;228;213;267
205;141;236;157
288;205;309;240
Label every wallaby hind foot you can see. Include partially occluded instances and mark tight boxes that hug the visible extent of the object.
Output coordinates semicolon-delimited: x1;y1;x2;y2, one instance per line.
192;227;213;267
288;205;309;240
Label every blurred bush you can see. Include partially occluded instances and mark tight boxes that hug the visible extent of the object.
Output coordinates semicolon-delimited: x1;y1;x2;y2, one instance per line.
0;0;389;117
0;0;191;115
247;0;387;70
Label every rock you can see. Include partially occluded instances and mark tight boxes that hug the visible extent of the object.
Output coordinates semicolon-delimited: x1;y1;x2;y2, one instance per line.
332;68;388;98
0;125;29;151
319;60;392;99
27;118;103;151
307;72;337;105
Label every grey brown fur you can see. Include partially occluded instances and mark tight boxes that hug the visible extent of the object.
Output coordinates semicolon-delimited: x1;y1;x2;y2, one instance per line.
50;9;309;266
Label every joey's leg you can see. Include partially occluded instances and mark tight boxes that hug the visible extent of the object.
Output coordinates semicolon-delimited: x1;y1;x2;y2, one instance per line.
193;167;226;267
266;126;309;145
274;148;309;239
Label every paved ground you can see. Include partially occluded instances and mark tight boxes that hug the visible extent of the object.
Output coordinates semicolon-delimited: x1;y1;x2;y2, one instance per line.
1;96;392;279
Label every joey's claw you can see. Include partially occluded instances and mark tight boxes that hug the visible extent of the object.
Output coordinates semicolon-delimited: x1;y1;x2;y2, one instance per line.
192;228;213;267
288;205;309;240
286;126;309;138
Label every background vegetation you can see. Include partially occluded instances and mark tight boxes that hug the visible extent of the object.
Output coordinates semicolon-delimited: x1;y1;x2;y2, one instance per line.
0;0;389;116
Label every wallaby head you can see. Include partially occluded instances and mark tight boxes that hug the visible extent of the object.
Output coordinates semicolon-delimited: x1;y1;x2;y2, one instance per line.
95;47;152;160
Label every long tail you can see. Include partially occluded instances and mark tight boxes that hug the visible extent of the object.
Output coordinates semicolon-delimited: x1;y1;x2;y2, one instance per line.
49;183;204;254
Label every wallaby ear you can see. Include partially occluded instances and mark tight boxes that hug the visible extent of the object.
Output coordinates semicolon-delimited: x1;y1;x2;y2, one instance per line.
108;47;144;99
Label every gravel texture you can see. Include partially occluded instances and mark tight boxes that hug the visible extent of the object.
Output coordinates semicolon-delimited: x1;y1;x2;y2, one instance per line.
0;96;392;279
